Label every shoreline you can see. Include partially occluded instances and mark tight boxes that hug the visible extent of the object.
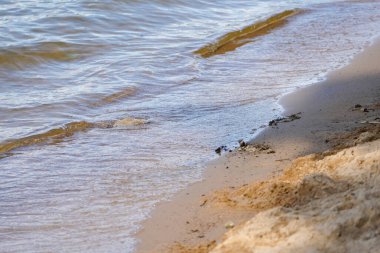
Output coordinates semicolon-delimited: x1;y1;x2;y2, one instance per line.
135;38;380;252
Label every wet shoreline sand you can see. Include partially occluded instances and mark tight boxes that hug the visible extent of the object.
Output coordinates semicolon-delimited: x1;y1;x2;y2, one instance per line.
136;38;380;252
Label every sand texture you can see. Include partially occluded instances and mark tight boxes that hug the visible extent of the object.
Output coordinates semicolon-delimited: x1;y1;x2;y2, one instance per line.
212;132;380;253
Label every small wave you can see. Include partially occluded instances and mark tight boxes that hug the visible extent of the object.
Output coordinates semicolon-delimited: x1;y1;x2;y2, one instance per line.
91;87;138;107
0;42;97;70
194;9;304;58
0;118;149;154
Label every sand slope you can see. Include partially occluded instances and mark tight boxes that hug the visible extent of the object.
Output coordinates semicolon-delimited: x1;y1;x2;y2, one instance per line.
212;133;380;253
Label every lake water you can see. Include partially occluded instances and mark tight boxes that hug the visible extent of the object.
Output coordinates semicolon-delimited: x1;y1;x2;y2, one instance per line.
1;0;380;252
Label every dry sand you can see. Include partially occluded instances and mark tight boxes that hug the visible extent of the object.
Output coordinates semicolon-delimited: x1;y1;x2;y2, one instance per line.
136;39;380;253
212;136;380;253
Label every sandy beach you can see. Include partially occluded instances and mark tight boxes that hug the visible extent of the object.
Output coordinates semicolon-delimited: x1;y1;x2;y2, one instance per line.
136;38;380;252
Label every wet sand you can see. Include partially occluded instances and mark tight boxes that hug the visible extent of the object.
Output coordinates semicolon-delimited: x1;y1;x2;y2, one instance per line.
136;38;380;252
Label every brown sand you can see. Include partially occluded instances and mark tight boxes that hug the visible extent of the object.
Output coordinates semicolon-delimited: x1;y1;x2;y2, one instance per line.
136;39;380;253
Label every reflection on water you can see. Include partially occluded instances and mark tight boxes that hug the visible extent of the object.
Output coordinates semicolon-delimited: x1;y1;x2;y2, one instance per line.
1;0;380;252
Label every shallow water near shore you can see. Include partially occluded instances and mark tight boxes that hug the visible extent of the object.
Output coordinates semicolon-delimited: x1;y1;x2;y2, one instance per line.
1;0;380;252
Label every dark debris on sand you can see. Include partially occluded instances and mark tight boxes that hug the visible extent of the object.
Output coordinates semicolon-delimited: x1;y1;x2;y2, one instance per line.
269;112;302;127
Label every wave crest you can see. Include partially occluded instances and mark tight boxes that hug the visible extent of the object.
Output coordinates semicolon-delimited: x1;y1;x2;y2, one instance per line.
0;118;149;155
